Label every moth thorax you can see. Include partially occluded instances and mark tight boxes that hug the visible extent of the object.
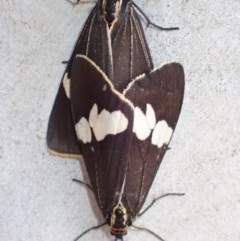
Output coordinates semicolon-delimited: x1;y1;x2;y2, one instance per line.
102;0;122;26
110;203;128;237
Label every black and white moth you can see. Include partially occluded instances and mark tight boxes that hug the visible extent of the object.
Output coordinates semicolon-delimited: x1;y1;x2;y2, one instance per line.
47;0;184;240
47;0;156;157
71;56;184;240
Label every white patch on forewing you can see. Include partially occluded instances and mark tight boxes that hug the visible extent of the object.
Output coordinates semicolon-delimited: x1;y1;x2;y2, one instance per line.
75;117;92;144
146;104;156;129
103;84;107;91
133;107;152;140
89;104;98;128
133;104;156;140
151;120;173;148
62;73;70;99
92;109;128;141
74;104;128;143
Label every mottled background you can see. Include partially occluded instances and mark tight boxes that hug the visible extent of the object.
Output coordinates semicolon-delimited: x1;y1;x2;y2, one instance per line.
1;0;240;240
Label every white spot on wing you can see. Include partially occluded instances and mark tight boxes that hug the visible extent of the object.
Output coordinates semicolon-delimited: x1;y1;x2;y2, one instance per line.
75;117;92;144
133;107;151;140
103;84;107;91
146;104;156;129
75;104;129;143
92;108;128;141
151;120;173;148
133;103;156;140
63;73;70;99
89;104;98;128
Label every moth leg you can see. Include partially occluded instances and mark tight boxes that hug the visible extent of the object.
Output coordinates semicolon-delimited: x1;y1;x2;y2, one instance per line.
64;0;82;7
138;193;185;217
61;60;69;64
115;237;123;241
72;178;93;192
132;1;179;31
73;222;107;241
132;225;165;241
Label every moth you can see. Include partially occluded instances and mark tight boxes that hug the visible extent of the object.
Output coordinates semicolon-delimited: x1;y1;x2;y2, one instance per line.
47;0;185;240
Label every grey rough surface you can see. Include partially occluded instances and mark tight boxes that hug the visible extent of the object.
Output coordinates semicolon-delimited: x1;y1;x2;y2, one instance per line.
1;0;240;241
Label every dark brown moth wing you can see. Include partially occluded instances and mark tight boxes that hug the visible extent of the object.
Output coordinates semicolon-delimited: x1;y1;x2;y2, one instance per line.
73;6;113;79
122;63;185;216
47;81;81;157
47;6;112;157
70;55;134;216
110;3;153;92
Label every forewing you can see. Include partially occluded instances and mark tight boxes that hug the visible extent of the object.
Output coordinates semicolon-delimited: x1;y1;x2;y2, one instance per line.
70;55;134;216
47;6;112;157
47;80;81;157
110;4;153;92
123;63;185;216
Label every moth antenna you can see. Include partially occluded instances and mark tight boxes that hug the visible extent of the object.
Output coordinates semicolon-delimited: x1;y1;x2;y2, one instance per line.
132;1;179;31
132;225;165;241
73;222;107;241
72;178;93;192
138;193;185;217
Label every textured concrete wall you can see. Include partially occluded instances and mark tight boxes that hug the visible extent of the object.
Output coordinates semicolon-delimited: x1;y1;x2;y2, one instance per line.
1;0;240;240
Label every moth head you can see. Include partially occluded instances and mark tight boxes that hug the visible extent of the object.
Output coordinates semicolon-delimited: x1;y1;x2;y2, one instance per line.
102;0;122;26
110;203;130;239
